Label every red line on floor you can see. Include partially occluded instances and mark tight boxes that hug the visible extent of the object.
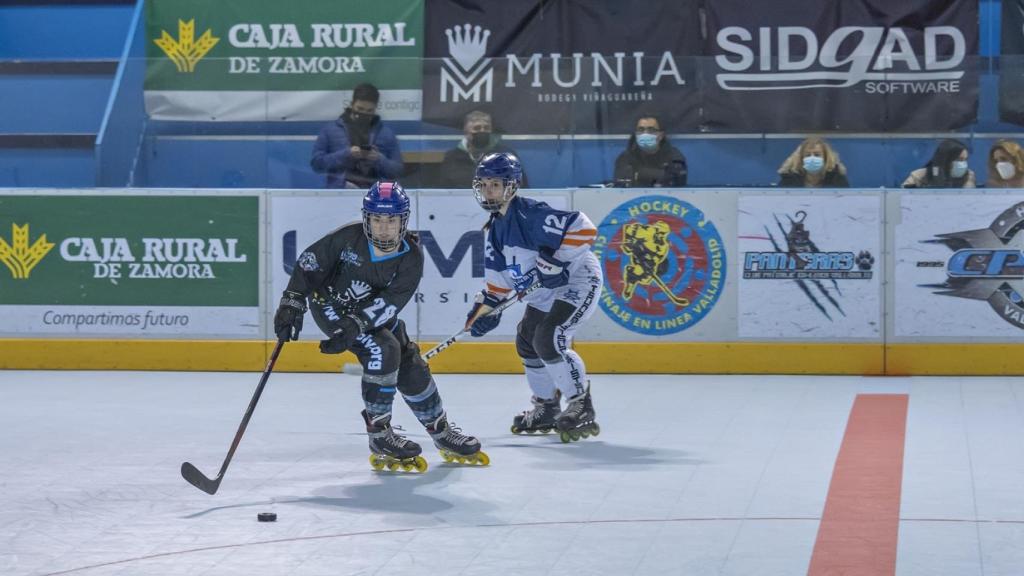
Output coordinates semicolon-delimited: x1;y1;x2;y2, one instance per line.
807;393;909;576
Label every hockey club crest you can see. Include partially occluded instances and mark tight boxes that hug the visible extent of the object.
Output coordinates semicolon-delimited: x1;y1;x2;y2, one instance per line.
743;210;874;321
339;248;361;267
297;250;319;272
593;196;725;335
916;201;1024;329
342;280;372;303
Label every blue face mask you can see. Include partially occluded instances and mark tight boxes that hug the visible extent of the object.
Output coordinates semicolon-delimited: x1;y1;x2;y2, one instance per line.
803;155;825;174
950;160;968;178
636;133;658;151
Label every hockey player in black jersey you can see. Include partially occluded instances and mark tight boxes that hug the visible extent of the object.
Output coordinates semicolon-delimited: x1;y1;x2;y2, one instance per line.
273;181;488;472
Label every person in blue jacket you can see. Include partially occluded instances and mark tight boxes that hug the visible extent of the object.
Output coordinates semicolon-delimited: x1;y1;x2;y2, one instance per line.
311;83;403;188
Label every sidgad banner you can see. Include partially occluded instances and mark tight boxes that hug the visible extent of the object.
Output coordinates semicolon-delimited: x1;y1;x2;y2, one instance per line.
703;0;979;132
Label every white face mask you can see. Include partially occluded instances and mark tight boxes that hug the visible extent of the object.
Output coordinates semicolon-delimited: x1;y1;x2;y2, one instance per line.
996;161;1017;180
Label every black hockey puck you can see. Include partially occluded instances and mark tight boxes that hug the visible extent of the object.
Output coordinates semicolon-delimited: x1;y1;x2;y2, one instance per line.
257;512;277;522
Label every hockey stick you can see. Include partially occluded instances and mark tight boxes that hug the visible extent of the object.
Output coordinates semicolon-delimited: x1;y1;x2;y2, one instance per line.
342;278;542;375
181;338;286;495
422;280;542;362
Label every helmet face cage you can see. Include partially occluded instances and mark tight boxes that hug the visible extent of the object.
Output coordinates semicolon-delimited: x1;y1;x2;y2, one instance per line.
473;153;522;213
362;181;410;251
362;210;409;251
472;176;518;212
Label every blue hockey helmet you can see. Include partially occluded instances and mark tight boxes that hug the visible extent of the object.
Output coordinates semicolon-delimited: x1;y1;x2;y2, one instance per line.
472;152;522;212
362;181;410;252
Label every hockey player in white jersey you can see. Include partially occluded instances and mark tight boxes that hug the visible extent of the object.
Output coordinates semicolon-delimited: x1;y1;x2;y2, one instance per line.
464;152;602;442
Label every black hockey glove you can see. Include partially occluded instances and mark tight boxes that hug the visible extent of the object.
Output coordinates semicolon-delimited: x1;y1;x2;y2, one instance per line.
274;290;306;341
319;315;363;354
465;291;503;337
536;249;569;289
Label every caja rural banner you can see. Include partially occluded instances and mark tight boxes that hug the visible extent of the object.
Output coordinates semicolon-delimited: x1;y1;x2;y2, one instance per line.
577;189;736;341
268;190;571;342
703;0;978;132
737;193;882;339
0;194;260;336
145;0;424;121
894;193;1024;339
422;0;701;134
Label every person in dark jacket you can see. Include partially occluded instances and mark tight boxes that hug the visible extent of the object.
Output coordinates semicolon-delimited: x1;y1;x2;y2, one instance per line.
311;83;403;188
777;137;849;188
438;110;527;188
613;115;687;187
902;138;975;188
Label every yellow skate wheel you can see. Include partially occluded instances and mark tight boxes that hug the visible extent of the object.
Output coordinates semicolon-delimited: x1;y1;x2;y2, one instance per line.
569;430;581;441
510;425;519;434
475;451;490;466
369;455;385;470
559;431;571;443
580;430;591;439
592;423;600;436
414;456;428;473
441;451;454;463
386;461;399;472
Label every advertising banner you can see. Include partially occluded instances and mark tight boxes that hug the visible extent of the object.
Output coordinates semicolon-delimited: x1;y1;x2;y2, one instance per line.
145;0;424;121
703;0;978;132
0;194;260;336
422;0;701;134
737;193;881;339
579;189;737;341
268;190;571;342
894;193;1024;339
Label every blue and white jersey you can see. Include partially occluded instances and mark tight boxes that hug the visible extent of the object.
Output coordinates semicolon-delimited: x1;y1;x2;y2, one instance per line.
484;195;597;301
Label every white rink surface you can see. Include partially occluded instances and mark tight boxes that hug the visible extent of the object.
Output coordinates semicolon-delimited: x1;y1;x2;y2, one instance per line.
3;371;1024;576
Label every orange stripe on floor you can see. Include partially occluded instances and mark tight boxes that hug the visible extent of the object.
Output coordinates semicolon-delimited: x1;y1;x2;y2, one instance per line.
807;394;909;576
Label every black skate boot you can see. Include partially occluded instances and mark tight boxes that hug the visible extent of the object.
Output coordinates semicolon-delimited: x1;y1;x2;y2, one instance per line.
555;387;600;443
427;412;489;466
511;396;561;435
363;410;427;473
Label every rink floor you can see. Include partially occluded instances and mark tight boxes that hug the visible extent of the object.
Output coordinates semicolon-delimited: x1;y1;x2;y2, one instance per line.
3;370;1024;576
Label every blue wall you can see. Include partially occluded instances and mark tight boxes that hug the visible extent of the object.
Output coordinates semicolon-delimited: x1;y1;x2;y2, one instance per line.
0;4;135;59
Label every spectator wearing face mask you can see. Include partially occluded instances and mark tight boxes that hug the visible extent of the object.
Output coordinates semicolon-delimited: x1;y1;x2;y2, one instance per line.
438;110;527;188
902;139;975;188
986;139;1024;188
777;137;849;188
613;114;687;187
311;83;403;188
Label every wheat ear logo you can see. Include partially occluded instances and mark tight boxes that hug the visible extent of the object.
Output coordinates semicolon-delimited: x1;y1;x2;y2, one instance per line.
154;19;219;73
0;223;54;279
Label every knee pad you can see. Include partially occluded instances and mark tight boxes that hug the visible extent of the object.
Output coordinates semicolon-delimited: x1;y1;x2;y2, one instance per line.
532;321;562;363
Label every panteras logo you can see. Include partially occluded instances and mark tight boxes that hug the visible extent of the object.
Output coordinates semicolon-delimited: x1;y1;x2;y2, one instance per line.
715;26;966;94
154;19;220;73
440;23;685;104
0;223;54;279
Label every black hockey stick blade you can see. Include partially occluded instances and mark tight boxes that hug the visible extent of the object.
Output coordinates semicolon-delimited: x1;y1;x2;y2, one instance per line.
181;461;222;495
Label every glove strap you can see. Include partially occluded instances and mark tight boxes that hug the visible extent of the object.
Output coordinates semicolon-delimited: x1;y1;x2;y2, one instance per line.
280;291;307;312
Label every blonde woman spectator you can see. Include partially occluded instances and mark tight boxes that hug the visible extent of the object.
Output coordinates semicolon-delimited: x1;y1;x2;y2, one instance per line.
986;139;1024;188
777;137;849;187
902;139;975;188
